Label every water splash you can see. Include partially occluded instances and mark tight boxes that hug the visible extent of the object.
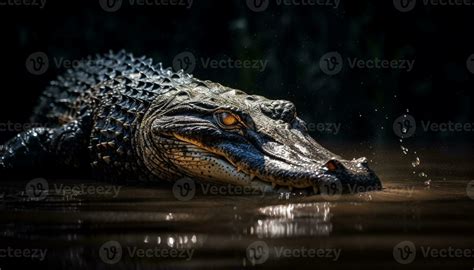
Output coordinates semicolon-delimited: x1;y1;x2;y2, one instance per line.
411;157;420;167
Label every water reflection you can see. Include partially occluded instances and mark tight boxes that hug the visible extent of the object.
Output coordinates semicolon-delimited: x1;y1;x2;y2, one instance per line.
146;233;207;249
248;203;333;238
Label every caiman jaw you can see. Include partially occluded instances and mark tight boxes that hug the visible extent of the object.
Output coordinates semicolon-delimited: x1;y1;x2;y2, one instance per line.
138;81;382;195
170;133;350;195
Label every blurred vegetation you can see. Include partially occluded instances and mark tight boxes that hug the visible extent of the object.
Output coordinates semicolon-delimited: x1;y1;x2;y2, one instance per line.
0;0;472;144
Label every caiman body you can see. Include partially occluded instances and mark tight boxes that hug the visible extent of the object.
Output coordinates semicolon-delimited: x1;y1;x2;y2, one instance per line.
0;51;381;194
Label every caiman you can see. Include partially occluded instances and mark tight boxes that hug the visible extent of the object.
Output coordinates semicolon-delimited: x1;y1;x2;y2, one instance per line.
0;51;381;194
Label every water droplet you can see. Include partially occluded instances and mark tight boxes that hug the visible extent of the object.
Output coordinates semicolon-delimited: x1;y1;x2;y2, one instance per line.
400;146;409;155
411;157;420;167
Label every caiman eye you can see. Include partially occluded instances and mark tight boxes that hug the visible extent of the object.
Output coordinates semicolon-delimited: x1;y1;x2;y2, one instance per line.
215;112;240;128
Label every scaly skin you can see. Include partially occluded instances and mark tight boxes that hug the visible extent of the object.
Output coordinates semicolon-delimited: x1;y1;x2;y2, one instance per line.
0;51;381;194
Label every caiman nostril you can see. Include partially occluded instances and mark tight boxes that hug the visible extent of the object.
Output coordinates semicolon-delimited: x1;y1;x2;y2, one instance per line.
325;160;339;172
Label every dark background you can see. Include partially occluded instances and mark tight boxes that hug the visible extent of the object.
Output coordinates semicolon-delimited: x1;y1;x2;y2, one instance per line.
0;0;473;147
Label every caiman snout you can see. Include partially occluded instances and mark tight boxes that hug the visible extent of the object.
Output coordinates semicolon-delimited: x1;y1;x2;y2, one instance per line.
144;81;382;195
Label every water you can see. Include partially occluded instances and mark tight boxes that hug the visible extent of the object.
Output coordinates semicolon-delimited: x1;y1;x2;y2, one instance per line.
0;145;473;269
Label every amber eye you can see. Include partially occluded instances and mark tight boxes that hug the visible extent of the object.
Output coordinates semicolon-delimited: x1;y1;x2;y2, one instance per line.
215;111;241;128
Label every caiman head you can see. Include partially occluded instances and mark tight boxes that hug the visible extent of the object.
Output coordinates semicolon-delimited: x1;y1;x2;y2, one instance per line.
136;79;382;195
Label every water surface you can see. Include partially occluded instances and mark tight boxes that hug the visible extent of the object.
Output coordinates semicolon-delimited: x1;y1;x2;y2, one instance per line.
1;145;473;269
